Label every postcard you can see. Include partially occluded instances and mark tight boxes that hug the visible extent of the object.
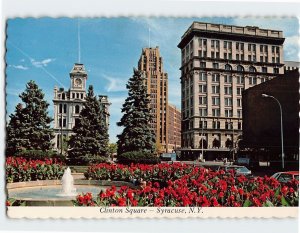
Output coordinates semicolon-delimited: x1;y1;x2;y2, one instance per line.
5;16;299;219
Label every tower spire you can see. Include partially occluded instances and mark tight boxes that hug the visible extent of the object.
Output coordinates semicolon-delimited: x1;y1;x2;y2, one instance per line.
77;18;81;63
148;28;151;48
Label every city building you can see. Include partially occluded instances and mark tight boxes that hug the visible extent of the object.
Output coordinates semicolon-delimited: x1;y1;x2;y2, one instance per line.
284;61;299;73
53;63;110;152
177;21;285;160
138;47;169;152
168;104;181;152
242;69;299;169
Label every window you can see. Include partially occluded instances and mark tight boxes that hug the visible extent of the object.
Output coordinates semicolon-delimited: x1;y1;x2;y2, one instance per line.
212;85;220;94
238;122;242;130
203;51;207;57
216;40;220;48
199;108;207;116
62;93;65;100
241;43;244;50
212;109;220;117
237;110;242;118
225;64;232;71
224;86;232;95
225;98;232;106
75;105;80;114
213;120;221;129
63;104;67;113
59;104;62;114
274;68;279;74
213;63;219;69
249;66;256;73
260;56;263;62
229;53;232;60
199;72;207;81
236;42;239;50
216;52;220;58
225;109;233;117
199;84;207;93
272;46;275;53
200;62;206;68
236;54;240;60
249;76;257;85
276;57;280;63
248;55;251;61
63;118;66;127
224;41;227;49
228;42;232;49
241;54;244;61
237;65;244;72
236;76;244;84
265;56;268;63
262;67;267;73
212;73;220;82
224;53;227;60
248;44;251;51
237;87;244;95
211;40;215;48
260;45;263;52
211;52;215;58
224;75;232;83
72;93;75;99
272;57;275;63
199;96;207;105
212;97;220;106
199;120;207;129
276;47;280;53
237;98;242;107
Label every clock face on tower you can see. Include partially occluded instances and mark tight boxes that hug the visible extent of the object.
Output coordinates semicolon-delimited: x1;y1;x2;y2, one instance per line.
74;78;82;87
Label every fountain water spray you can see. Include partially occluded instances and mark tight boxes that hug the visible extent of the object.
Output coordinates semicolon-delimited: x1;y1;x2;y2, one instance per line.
57;167;77;196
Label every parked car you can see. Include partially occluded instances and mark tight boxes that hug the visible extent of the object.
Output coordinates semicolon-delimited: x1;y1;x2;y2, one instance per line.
271;171;299;183
218;165;252;177
233;156;259;168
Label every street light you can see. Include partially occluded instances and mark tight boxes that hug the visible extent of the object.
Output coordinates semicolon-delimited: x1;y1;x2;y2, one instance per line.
262;93;284;169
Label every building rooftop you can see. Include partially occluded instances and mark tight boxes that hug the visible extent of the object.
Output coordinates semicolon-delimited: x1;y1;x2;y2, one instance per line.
70;63;87;75
178;21;285;48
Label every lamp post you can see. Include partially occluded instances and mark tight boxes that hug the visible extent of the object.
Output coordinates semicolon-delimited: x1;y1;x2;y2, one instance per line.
262;93;284;169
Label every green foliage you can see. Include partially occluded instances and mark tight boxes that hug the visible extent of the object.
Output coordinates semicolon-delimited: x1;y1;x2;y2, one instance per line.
117;68;156;155
14;149;64;161
6;81;54;155
117;151;160;165
108;143;117;156
68;85;109;165
79;154;109;165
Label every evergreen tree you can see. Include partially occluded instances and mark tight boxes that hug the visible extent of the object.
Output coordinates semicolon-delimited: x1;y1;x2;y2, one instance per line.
68;85;109;164
117;68;156;155
6;80;54;154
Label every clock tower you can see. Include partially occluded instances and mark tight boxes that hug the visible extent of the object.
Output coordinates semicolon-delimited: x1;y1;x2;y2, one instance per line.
70;63;87;91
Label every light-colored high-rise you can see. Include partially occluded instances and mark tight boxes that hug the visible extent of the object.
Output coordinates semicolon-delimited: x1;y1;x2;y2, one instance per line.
168;104;181;152
138;47;169;152
178;22;285;159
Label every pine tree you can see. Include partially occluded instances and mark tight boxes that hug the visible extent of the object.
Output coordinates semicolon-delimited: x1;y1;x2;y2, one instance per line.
6;80;54;154
117;68;156;155
68;85;109;164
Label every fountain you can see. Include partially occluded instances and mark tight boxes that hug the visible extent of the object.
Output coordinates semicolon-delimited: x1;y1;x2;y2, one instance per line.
57;167;77;196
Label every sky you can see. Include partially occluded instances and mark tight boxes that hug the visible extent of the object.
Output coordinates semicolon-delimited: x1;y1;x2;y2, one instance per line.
5;17;299;142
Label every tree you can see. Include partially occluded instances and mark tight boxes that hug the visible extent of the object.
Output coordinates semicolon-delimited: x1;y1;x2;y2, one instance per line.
68;85;109;164
117;68;156;155
6;80;54;154
108;143;117;158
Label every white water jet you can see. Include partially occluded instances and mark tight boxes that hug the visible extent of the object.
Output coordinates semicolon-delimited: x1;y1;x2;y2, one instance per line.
57;167;77;196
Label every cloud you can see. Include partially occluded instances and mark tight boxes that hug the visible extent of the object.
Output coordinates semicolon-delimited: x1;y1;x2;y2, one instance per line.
20;59;25;62
284;35;300;61
9;65;29;70
31;58;56;68
102;74;127;92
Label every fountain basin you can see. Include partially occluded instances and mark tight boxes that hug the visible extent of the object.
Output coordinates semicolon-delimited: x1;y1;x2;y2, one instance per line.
7;179;136;206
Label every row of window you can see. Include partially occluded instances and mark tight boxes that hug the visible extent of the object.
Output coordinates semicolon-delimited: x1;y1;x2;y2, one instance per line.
58;104;81;114
197;120;242;130
198;38;280;54
199;96;243;107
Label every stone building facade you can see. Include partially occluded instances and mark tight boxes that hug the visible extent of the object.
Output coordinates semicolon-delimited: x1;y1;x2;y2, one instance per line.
53;63;110;152
177;22;285;159
168;104;181;152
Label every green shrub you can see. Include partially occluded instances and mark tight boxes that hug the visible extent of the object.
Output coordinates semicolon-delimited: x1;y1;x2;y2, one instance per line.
67;154;108;166
117;151;160;165
14;149;64;161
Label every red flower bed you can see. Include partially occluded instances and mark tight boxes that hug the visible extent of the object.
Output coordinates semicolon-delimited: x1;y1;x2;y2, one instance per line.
77;163;299;207
6;157;65;183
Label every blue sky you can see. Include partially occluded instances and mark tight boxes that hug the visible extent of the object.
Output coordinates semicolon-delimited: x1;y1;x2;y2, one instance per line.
6;17;299;142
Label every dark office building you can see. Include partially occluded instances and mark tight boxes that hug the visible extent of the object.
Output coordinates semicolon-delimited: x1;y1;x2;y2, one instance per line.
242;69;299;169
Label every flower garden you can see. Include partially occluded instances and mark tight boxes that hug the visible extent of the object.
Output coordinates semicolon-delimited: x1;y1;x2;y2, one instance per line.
6;157;65;183
77;163;299;207
5;158;298;207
